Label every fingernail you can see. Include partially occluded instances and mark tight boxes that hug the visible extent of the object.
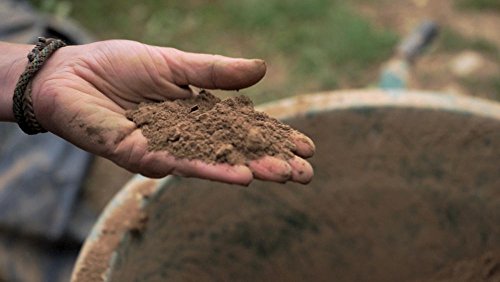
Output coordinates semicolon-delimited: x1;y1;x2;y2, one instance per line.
292;132;316;158
249;156;292;183
252;59;267;72
227;165;253;185
289;156;314;185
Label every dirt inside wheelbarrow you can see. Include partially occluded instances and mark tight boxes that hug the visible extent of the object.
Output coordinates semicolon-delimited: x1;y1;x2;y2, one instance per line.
109;108;500;282
414;250;500;282
126;90;297;164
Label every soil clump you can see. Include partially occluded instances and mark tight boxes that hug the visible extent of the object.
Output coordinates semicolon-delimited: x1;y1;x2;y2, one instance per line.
126;90;296;164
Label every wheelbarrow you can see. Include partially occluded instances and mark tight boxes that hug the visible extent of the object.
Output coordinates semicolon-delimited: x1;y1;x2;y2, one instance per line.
71;88;500;282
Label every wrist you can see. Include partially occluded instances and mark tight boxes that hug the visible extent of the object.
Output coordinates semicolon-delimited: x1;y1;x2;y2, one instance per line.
0;43;33;122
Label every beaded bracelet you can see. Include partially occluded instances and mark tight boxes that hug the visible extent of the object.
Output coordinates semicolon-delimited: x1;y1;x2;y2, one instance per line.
13;37;66;135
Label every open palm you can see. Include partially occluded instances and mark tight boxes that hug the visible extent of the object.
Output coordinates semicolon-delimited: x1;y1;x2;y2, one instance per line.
30;40;314;185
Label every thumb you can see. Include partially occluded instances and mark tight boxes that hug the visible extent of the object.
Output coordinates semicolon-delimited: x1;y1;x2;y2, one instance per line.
159;47;267;90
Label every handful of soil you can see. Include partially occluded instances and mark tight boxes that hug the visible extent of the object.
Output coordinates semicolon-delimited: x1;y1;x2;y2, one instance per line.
126;90;299;165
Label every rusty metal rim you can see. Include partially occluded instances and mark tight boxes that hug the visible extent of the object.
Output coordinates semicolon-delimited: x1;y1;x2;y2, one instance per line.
70;89;500;282
257;89;500;121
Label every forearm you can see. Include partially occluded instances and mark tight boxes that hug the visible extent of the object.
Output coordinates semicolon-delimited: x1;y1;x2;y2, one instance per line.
0;42;33;122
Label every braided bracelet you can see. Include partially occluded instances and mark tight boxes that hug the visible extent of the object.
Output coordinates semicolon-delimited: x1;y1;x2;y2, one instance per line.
13;37;66;135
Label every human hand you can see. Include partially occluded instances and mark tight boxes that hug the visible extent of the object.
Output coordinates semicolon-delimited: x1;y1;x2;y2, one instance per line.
29;40;315;185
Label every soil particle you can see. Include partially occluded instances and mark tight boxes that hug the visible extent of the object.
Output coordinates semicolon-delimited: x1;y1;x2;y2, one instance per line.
126;90;296;164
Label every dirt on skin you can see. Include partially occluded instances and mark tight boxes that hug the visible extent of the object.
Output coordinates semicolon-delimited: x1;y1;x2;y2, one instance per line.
109;108;500;282
126;90;296;165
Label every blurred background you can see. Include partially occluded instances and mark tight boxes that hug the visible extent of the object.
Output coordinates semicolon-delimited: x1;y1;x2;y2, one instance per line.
29;0;500;102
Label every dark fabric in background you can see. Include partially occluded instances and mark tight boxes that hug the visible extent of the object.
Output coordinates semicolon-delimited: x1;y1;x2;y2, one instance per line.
0;1;96;281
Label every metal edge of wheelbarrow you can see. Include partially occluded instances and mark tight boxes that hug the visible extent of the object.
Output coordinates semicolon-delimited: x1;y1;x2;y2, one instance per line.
70;89;500;282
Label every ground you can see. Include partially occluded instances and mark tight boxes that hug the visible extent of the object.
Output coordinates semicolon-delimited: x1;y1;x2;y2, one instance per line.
30;0;499;103
356;0;500;100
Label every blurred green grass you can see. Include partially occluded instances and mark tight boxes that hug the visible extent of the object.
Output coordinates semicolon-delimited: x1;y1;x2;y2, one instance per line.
31;0;398;103
455;0;500;12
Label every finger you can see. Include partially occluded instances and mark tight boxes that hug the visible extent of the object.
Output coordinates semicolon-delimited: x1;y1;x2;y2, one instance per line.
173;159;253;186
144;83;193;101
288;156;314;184
291;132;315;158
247;156;292;183
162;48;267;90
